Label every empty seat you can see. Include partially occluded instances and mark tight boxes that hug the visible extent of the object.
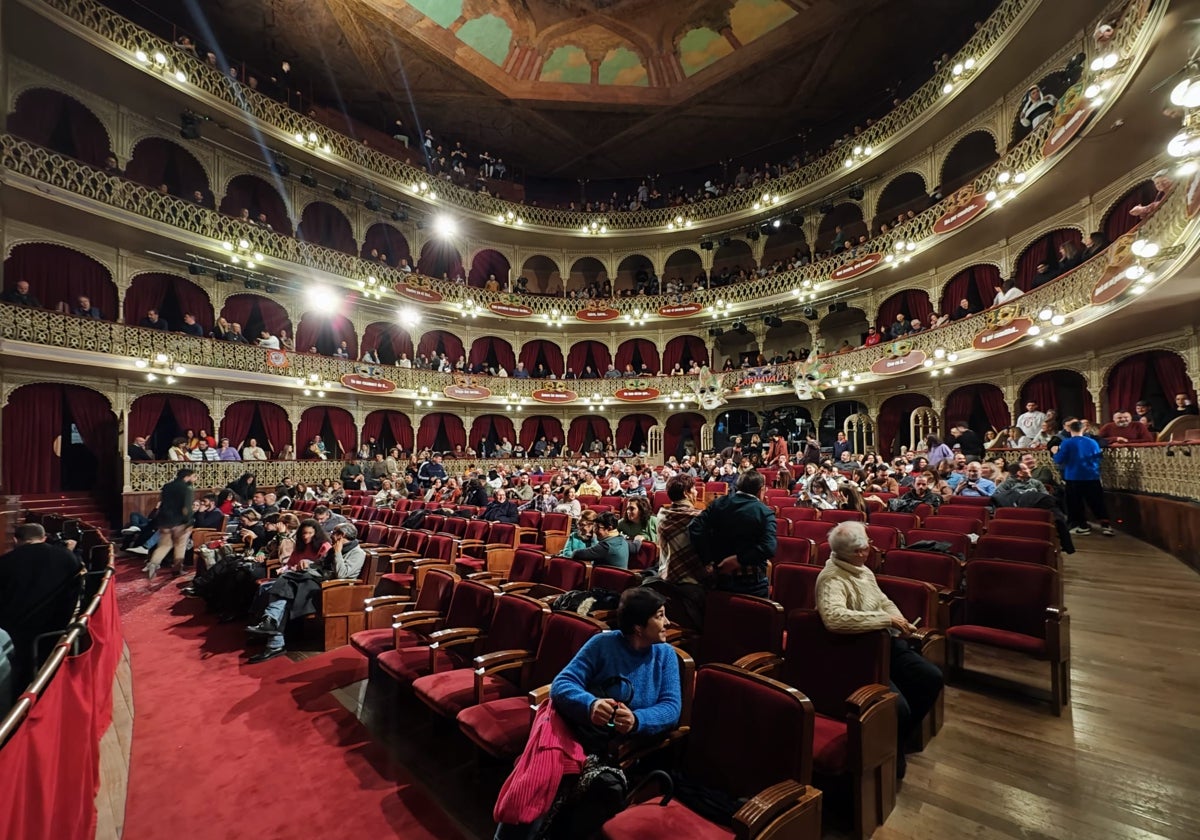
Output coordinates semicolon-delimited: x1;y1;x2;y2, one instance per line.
695;591;784;665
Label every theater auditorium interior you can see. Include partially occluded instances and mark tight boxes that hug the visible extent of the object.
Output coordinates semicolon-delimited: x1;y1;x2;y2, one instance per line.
2;0;1200;837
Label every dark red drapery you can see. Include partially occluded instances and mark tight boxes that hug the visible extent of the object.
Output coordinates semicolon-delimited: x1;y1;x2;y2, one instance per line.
361;323;414;363
220;401;291;454
470;415;517;450
296;406;356;457
1151;351;1194;403
616;414;656;451
129;394;213;441
519;340;564;378
469;337;516;371
417;241;464;280
877;289;934;329
945;384;1010;432
661;336;708;372
70;388;118;492
567;341;612;377
220;294;292;338
519;416;564;450
1103;180;1158;242
939;264;1000;315
416;413;466;451
1019;373;1059;418
125;137;209;198
298;202;356;255
568;416;611;452
876;394;932;456
360;223;411;266
468;250;511;288
4;243;117;319
2;383;64;493
616;338;661;374
1014;228;1083;290
7;88;111;166
295;313;357;357
664;412;704;459
362;410;414;452
123;273;214;332
416;330;465;362
218;174;293;235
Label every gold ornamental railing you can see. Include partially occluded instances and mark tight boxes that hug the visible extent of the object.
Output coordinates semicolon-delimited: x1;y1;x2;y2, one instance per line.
31;0;1041;232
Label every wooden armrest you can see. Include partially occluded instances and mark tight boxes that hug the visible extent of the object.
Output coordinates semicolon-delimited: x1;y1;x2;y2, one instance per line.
732;652;783;676
590;608;617;625
389;556;415;571
426;626;484;649
846;683;897;773
1045;605;1069;659
527;684;551;711
500;581;537;593
457;539;485;549
613;726;691;770
393;612;441;644
393;610;441;625
473;648;535;705
732;779;822;840
362;595;414;628
846;683;895;717
466;572;498;581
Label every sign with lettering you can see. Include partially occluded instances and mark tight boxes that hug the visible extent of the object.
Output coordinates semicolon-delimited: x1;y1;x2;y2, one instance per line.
870;350;928;376
1089;232;1138;305
531;388;578;404
933;189;989;234
613;388;660;402
444;384;492;401
488;302;533;318
829;253;883;282
657;302;703;318
395;283;443;304
265;349;289;369
1042;84;1097;158
576;307;620;322
341;373;396;394
972;317;1034;351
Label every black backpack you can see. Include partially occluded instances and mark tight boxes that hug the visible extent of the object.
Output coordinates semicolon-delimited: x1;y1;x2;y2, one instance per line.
402;509;429;529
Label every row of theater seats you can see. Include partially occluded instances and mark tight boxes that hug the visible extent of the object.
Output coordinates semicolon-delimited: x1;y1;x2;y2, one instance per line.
342;499;1069;837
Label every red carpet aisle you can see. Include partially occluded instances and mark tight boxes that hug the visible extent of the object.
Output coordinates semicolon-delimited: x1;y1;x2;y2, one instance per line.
116;565;468;840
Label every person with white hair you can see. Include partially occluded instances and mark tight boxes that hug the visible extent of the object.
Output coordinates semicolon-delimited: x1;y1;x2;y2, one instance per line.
816;521;943;779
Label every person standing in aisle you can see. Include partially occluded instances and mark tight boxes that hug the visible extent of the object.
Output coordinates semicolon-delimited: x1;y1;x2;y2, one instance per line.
145;468;196;580
1053;419;1113;536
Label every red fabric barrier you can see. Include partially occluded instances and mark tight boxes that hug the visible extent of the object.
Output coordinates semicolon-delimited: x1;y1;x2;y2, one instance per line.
0;580;123;840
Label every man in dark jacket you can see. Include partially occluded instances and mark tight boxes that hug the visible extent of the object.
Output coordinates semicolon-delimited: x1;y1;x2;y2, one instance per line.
572;512;631;569
145;467;196;581
480;489;520;524
687;470;776;597
0;523;83;691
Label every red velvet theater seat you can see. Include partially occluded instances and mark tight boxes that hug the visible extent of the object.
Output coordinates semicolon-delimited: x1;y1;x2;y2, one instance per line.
695;591;784;666
349;569;458;661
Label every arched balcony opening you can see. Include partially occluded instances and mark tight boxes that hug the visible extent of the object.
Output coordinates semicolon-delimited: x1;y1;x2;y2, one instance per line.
616;414;656;455
417;240;463;280
876;289;934;333
664;412;705;461
2;384;117;494
760;224;808;269
129;394;214;461
819;306;870;354
520;255;562;296
1020;371;1095;424
873;172;930;234
1105;351;1194;425
469;336;516;374
127;137;210;202
567;340;612;379
416;330;466;365
7;88;111;166
1010;67;1082;147
297;406;357;459
520;416;565;452
4;243;117;320
713;408;759;451
470;415;517;457
714;328;758;370
124;272;214;333
711;239;755;279
1103;179;1159;242
663;336;708;374
360;223;412;267
1013;228;1084;290
567;257;608;297
664;249;705;290
520;339;564;379
298;201;356;255
362;410;415;454
361;322;414;365
219;401;292;458
615;254;653;296
568;416;612;454
763;320;811;361
219;173;293;235
878;393;933;457
939;130;998;194
296;311;357;358
938;264;1000;315
219;294;293;344
819;400;867;448
417;413;466;453
816;203;867;254
944;384;1010;436
615;338;660;376
468;249;512;289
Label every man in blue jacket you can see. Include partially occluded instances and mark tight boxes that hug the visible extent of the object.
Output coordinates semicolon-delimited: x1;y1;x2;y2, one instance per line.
687;469;776;596
1052;419;1113;536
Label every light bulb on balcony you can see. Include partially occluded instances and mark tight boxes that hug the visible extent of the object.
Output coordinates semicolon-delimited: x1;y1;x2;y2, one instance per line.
934;347;946;359
135;359;148;369
1085;84;1101;99
1050;314;1066;327
922;359;934;368
1125;264;1146;280
1039;307;1054;321
986;190;997;201
942;82;953;95
135;50;148;63
964;58;975;70
1167;132;1199;158
154;52;167;65
1102;52;1118;70
174;70;187;83
946;353;958;363
1027;325;1041;336
952;63;964;76
998;171;1011;184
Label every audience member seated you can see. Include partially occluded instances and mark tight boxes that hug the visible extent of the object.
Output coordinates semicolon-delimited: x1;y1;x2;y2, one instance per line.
1097;410;1154;444
1;279;40;308
570;511;630;569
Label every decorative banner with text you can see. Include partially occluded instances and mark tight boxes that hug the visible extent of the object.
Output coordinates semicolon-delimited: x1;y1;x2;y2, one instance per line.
657;302;703;318
531;388;578;404
395;283;443;304
972;316;1034;351
489;301;533;318
1042;84;1097;158
444;383;492;401
576;308;620;323
933;188;989;235
870;350;928;376
1089;232;1138;305
341;373;397;394
829;253;883;282
613;387;660;402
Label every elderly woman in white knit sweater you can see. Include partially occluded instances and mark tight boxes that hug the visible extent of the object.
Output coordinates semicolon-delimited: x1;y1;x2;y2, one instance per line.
816;521;943;779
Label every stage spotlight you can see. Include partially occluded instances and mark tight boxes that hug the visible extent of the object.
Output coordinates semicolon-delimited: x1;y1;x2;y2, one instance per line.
848;185;865;201
300;169;318;188
179;112;202;140
270;154;290;177
333;180;352;201
700;240;714;251
364;192;381;212
390;205;408;222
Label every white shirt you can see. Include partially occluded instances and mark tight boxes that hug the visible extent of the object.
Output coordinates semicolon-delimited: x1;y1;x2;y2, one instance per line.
258;335;281;349
242;446;267;461
993;286;1025;306
398;357;412;368
1016;410;1046;441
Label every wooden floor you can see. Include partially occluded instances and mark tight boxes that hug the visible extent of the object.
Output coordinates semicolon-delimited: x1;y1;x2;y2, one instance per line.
96;644;132;840
107;533;1200;839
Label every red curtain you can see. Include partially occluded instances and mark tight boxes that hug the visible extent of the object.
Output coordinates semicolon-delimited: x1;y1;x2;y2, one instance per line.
519;416;564;450
1019;373;1059;417
295;313;357;357
1107;354;1149;415
519;340;564;378
361;323;414;363
567;341;612;377
3;243;117;319
470;415;517;450
220;294;292;338
616;339;661;374
1014;229;1083;290
1103;181;1158;242
978;385;1011;432
1;383;63;493
7;88;111;166
877;289;934;329
298;202;356;255
661;336;708;372
69;388;118;493
417;413;466;451
417;241;464;279
125;137;210;198
360;223;411;266
568;416;611;452
297;407;356;457
877;394;931;456
939;264;1000;314
0;581;123;840
943;387;975;428
664;412;704;459
129;395;212;440
218;174;293;235
468;250;511;288
219;401;257;451
1151;351;1194;403
416;330;465;362
258;403;292;456
123;273;214;332
362;410;414;451
469;337;516;371
616;414;656;450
